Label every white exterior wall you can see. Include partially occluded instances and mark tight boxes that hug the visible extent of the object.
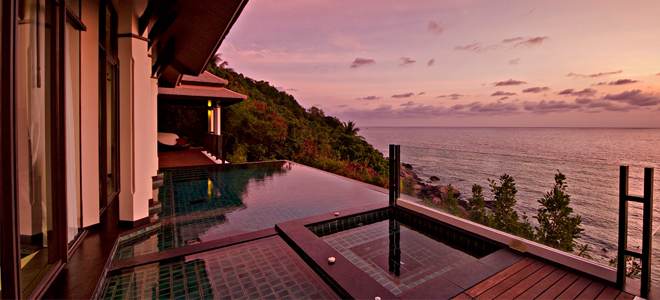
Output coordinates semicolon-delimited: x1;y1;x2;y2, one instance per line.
117;0;155;223
80;0;101;227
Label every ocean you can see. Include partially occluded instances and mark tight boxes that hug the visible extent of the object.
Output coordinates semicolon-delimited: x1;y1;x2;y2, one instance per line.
360;127;660;283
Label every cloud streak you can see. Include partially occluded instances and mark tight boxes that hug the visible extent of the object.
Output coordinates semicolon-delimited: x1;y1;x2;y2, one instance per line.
522;87;550;93
427;59;435;66
356;95;381;100
437;93;464;100
491;91;517;96
567;70;622;78
350;58;375;68
494;79;527;86
454;43;498;52
503;36;549;47
509;58;521;65
558;88;598;97
399;57;416;66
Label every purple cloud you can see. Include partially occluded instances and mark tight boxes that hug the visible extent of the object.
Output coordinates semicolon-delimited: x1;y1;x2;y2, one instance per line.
494;79;527;86
575;98;593;104
399;57;416;66
522;87;550;93
509;58;521;66
427;59;435;66
558;88;598;97
391;92;415;98
437;93;464;100
350;58;376;68
491;91;517;97
428;21;444;35
567;70;622;78
400;101;416;107
603;90;660;107
418;92;426;96
608;79;639;85
337;104;348;108
498;97;510;101
523;100;582;114
356;95;381;100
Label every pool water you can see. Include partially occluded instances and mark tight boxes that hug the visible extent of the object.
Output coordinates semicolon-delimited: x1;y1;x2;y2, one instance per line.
114;161;388;261
310;210;501;296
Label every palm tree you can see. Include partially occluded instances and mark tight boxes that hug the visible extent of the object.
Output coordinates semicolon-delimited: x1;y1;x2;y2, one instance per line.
342;121;361;138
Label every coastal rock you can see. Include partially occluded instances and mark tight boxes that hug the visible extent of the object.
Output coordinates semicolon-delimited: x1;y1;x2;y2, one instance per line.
431;197;443;206
429;176;440;182
458;199;470;210
400;165;421;182
402;163;413;170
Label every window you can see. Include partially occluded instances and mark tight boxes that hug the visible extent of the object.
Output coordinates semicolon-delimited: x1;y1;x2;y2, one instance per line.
99;0;119;211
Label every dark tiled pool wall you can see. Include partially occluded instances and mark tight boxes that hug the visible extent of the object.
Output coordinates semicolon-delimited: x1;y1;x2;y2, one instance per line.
394;209;501;259
308;209;392;237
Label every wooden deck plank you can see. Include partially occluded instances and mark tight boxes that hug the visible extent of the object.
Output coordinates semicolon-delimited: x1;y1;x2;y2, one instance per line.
536;272;580;299
557;277;593;299
495;264;556;300
451;293;473;300
515;268;568;299
615;291;635;300
596;286;623;300
475;260;546;300
466;257;536;298
576;281;607;299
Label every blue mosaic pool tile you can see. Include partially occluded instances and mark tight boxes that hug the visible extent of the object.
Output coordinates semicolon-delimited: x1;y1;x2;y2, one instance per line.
101;236;338;299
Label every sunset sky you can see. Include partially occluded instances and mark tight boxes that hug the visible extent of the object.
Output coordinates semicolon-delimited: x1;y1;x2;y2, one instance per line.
219;0;660;127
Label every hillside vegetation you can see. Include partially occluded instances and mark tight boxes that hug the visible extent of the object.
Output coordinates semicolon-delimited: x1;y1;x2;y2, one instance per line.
207;64;389;187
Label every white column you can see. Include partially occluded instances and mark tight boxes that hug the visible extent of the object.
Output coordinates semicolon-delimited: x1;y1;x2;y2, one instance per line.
117;0;152;224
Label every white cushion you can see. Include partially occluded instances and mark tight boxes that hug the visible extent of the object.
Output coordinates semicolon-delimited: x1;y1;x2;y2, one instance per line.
158;132;179;146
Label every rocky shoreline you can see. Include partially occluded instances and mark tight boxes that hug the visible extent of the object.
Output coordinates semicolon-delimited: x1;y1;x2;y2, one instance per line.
400;164;471;215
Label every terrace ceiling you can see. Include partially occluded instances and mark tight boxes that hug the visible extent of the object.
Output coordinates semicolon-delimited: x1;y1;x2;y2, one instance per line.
140;0;248;87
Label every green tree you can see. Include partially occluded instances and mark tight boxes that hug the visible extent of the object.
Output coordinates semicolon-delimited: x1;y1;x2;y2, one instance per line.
534;171;583;252
445;184;459;215
342;120;361;137
488;174;533;238
468;184;488;224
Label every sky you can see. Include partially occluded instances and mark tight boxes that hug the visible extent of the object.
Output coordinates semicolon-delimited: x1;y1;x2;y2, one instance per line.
219;0;660;127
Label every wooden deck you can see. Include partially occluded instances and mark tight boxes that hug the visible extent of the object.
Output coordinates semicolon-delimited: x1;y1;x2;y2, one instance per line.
452;257;635;300
158;148;218;169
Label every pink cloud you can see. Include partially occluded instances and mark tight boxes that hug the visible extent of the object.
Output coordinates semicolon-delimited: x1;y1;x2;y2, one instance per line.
428;21;444;35
558;88;598;97
494;79;527;86
509;58;521;66
356;95;381;100
454;43;498;52
427;59;435;66
391;92;415;98
567;70;622;78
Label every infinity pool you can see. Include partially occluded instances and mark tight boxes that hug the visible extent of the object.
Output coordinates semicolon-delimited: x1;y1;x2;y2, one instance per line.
114;161;388;261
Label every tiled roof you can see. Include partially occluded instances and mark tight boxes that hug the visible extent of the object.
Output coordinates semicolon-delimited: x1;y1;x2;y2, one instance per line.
180;72;228;87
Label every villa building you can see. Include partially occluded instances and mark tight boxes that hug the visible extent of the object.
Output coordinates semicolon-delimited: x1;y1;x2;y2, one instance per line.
0;0;653;299
1;0;247;298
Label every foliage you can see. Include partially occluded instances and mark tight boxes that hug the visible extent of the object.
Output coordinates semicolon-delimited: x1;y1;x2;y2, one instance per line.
445;184;459;215
468;184;488;224
206;59;389;187
487;174;534;238
534;171;584;252
609;256;642;279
